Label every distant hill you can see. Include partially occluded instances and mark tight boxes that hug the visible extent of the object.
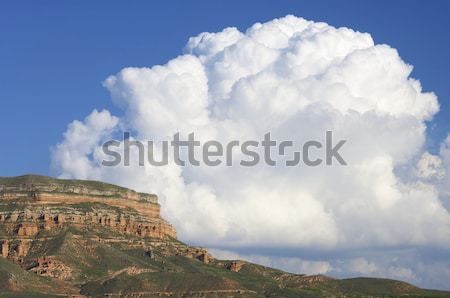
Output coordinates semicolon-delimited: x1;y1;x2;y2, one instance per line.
0;175;449;297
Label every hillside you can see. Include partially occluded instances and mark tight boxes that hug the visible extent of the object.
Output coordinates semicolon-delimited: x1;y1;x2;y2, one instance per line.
0;175;449;298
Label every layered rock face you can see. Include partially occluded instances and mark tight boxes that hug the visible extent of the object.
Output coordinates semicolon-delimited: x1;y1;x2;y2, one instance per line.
0;175;177;260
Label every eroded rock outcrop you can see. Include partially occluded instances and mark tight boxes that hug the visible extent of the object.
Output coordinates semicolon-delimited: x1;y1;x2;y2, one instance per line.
0;209;176;239
0;175;178;262
1;240;9;257
29;256;74;280
226;260;245;272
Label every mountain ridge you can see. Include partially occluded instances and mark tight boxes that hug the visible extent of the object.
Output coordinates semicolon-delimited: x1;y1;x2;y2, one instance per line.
0;175;449;297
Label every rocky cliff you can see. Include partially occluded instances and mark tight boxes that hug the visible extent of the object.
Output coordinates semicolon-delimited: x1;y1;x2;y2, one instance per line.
1;176;216;270
0;175;179;262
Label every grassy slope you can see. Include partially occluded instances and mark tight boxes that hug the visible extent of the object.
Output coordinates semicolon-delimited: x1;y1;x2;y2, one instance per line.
2;225;450;297
0;174;159;206
37;227;450;298
0;257;76;298
0;174;131;193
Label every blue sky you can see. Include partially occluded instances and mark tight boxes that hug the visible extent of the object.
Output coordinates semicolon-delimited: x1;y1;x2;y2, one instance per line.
0;0;449;176
3;1;450;289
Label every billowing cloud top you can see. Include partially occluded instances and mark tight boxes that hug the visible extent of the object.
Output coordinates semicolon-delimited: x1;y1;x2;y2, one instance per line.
52;15;450;289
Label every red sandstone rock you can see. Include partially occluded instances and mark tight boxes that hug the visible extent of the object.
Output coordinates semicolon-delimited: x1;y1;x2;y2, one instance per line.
1;240;9;258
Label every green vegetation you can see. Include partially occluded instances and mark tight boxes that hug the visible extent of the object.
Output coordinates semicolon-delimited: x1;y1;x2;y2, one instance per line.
0;257;74;297
0;174;159;203
0;174;134;194
3;224;449;297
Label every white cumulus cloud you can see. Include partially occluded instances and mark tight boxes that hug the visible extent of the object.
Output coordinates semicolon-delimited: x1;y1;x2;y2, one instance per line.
52;15;450;290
